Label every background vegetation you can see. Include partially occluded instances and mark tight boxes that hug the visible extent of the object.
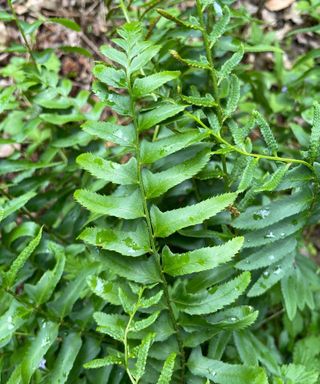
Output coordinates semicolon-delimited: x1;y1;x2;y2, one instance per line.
1;0;320;383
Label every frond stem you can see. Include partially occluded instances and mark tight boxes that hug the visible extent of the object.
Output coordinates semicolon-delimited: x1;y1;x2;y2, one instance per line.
127;75;186;384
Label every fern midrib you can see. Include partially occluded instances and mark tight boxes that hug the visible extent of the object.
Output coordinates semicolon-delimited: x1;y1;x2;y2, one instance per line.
127;76;186;383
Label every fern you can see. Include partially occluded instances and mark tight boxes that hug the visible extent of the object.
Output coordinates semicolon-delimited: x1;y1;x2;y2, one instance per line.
74;21;259;383
2;1;320;383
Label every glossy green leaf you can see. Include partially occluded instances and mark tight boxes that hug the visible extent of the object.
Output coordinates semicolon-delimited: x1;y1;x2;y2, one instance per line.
93;64;126;88
0;190;36;223
188;347;268;384
81;121;135;147
93;312;127;340
151;192;237;238
140;130;208;164
48;266;97;318
74;189;144;219
163;237;244;276
46;333;82;383
21;321;59;384
79;223;151;256
174;272;251;315
101;254;161;284
181;94;217;107
133;71;180;97
138;104;186;132
142;149;211;198
236;237;297;271
77;153;138;185
233;189;312;230
24;243;66;304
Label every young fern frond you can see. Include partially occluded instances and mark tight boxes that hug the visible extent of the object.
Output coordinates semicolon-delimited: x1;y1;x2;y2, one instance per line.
209;6;231;47
308;101;320;163
252;110;279;155
75;21;258;383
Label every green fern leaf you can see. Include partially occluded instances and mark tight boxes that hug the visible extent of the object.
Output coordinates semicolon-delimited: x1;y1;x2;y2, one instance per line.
21;321;59;384
140;130;208;164
134;333;155;381
225;74;241;117
101;254;161;284
74;189;144;219
84;354;124;369
142;149;210;198
163;237;244;276
138;104;186;132
209;6;231;46
24;243;65;304
157;353;176;384
46;333;82;384
170;50;210;69
133;71;180;97
93;312;127;340
0;190;36;223
174;272;251;315
81;121;135;147
255;164;290;192
281;272;298;320
139;290;164;309
188;347;268;384
157;9;203;31
130;45;161;73
130;312;160;332
238;158;259;192
243;213;307;248
88;276;121;305
93;64;126;88
79;223;151;256
77;153;138;185
247;253;294;297
4;227;42;288
181;94;217;107
236;237;297;271
218;46;244;84
208;306;258;330
308;101;320;162
100;45;127;67
252;110;279;154
48;266;97;318
228;120;243;147
151;192;237;238
233;189;312;230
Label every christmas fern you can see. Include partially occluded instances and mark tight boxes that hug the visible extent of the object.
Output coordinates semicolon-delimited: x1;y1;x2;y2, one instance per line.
1;1;320;383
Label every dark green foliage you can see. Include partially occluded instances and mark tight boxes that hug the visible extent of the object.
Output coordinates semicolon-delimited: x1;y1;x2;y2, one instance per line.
1;0;320;383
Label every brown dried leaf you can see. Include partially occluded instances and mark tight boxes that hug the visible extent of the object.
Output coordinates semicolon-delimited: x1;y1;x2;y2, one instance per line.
265;0;295;11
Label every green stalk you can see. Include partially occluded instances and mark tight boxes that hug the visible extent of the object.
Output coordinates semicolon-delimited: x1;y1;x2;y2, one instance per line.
187;111;314;172
7;0;40;74
127;75;186;383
